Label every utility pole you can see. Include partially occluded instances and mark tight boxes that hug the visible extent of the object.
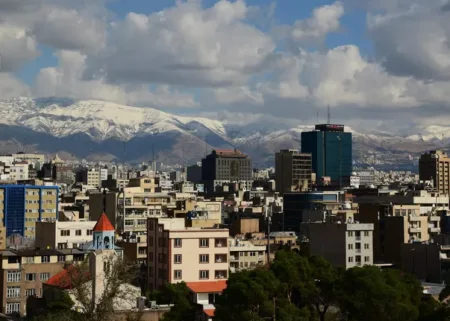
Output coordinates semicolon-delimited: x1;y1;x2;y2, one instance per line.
265;205;272;266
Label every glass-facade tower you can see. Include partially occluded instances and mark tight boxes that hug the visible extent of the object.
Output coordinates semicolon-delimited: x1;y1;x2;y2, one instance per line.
301;124;352;184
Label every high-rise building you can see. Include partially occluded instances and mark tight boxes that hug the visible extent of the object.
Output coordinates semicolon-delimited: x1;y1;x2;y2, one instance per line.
0;186;58;238
201;149;253;192
275;149;312;193
301;124;352;185
419;150;450;195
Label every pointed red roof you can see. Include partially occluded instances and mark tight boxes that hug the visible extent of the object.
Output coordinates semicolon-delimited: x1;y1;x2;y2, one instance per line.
46;265;90;289
93;213;115;232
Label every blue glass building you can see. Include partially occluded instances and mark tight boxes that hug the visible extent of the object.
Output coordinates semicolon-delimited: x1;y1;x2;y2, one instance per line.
0;185;59;237
301;124;352;185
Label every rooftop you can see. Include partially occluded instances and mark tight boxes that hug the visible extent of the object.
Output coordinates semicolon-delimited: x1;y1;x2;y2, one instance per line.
93;213;115;232
186;280;227;293
0;248;86;257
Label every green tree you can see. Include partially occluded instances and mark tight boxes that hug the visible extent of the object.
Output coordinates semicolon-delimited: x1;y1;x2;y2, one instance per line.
337;266;421;321
158;282;196;321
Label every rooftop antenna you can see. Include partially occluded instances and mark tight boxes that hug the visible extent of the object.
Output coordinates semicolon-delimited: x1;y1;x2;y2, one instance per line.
327;105;331;124
316;111;319;124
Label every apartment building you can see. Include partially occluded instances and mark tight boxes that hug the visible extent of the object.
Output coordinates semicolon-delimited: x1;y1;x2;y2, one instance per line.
117;237;147;265
10;162;29;181
307;222;374;269
81;169;100;187
147;218;229;291
35;221;96;250
229;239;266;272
118;193;172;235
0;186;58;239
0;248;86;316
127;177;160;193
275;149;312;193
419;150;450;195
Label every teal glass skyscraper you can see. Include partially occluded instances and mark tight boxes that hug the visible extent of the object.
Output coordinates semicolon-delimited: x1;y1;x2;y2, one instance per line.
301;124;352;185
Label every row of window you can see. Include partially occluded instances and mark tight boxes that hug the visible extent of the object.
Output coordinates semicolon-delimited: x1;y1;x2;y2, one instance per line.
173;254;227;264
348;244;370;250
60;229;93;236
347;231;370;237
7;271;50;283
348;256;371;263
153;269;228;280
7;286;39;298
148;237;227;249
6;303;20;314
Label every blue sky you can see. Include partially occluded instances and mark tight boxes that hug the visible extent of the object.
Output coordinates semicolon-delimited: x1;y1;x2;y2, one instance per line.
1;0;450;130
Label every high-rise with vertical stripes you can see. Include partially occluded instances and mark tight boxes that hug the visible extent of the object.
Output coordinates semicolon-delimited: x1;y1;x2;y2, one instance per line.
0;186;58;239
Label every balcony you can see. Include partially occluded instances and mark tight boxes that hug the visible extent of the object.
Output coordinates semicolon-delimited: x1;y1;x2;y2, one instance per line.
355;249;361;254
215;238;227;248
229;256;239;262
429;227;441;233
409;227;421;233
215;254;227;263
258;256;265;262
429;216;441;222
355;236;361;241
409;216;421;222
215;270;227;279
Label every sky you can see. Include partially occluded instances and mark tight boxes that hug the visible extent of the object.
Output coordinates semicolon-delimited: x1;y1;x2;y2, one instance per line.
1;0;450;132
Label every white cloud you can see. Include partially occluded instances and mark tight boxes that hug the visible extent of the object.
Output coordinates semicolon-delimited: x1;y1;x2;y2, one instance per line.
84;0;275;87
290;2;344;45
0;73;30;98
33;50;198;108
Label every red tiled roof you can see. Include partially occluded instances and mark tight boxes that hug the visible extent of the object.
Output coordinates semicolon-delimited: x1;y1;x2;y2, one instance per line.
204;309;215;317
186;280;227;293
93;213;115;232
46;265;89;290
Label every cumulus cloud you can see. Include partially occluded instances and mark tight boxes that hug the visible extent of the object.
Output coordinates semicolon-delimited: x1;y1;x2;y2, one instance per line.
84;0;275;87
0;25;39;72
33;50;198;108
0;73;30;98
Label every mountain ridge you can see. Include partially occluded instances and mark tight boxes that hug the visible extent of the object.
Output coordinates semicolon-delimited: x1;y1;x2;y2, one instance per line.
0;97;447;168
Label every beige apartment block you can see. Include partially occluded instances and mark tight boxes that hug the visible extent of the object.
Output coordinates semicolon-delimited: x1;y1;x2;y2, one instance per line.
127;177;160;193
229;238;266;272
307;222;374;269
35;221;96;250
0;248;86;316
147;218;229;291
419;150;450;196
275;149;312;193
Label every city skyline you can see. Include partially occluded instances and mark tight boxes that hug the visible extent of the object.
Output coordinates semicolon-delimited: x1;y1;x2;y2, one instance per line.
0;0;449;132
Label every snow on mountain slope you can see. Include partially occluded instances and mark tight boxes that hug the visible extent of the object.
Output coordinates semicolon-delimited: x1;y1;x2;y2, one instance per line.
0;97;227;141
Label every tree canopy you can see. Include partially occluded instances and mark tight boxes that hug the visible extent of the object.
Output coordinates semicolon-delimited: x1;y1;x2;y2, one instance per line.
214;249;450;321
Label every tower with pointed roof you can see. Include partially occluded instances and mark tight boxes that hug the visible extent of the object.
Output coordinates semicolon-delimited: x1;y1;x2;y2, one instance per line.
92;213;115;250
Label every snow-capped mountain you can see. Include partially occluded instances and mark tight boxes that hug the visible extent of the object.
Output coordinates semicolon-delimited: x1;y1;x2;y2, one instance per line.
0;97;446;167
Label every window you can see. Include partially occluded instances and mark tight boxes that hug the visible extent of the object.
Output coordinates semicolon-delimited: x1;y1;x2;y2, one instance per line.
58;243;67;249
26;273;36;281
364;256;370;262
60;230;70;236
7;271;21;282
75;230;82;236
174;270;182;280
250;252;256;257
199;270;209;279
87;230;93;236
199;254;209;263
355;256;361;263
199;239;209;248
215;270;227;279
41;256;49;263
348;244;353;250
364;244;370;250
174;254;182;264
348;257;354;263
348;231;353;237
174;238;182;248
40;273;50;281
6;303;20;314
25;288;36;297
6;287;20;298
25;257;34;264
364;231;370;237
138;247;146;255
137;219;147;226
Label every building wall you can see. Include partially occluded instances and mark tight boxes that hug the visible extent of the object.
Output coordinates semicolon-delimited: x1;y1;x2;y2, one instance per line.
0;186;58;239
89;192;118;227
35;221;96;249
275;150;312;194
419;150;450;196
308;223;373;269
0;256;66;315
